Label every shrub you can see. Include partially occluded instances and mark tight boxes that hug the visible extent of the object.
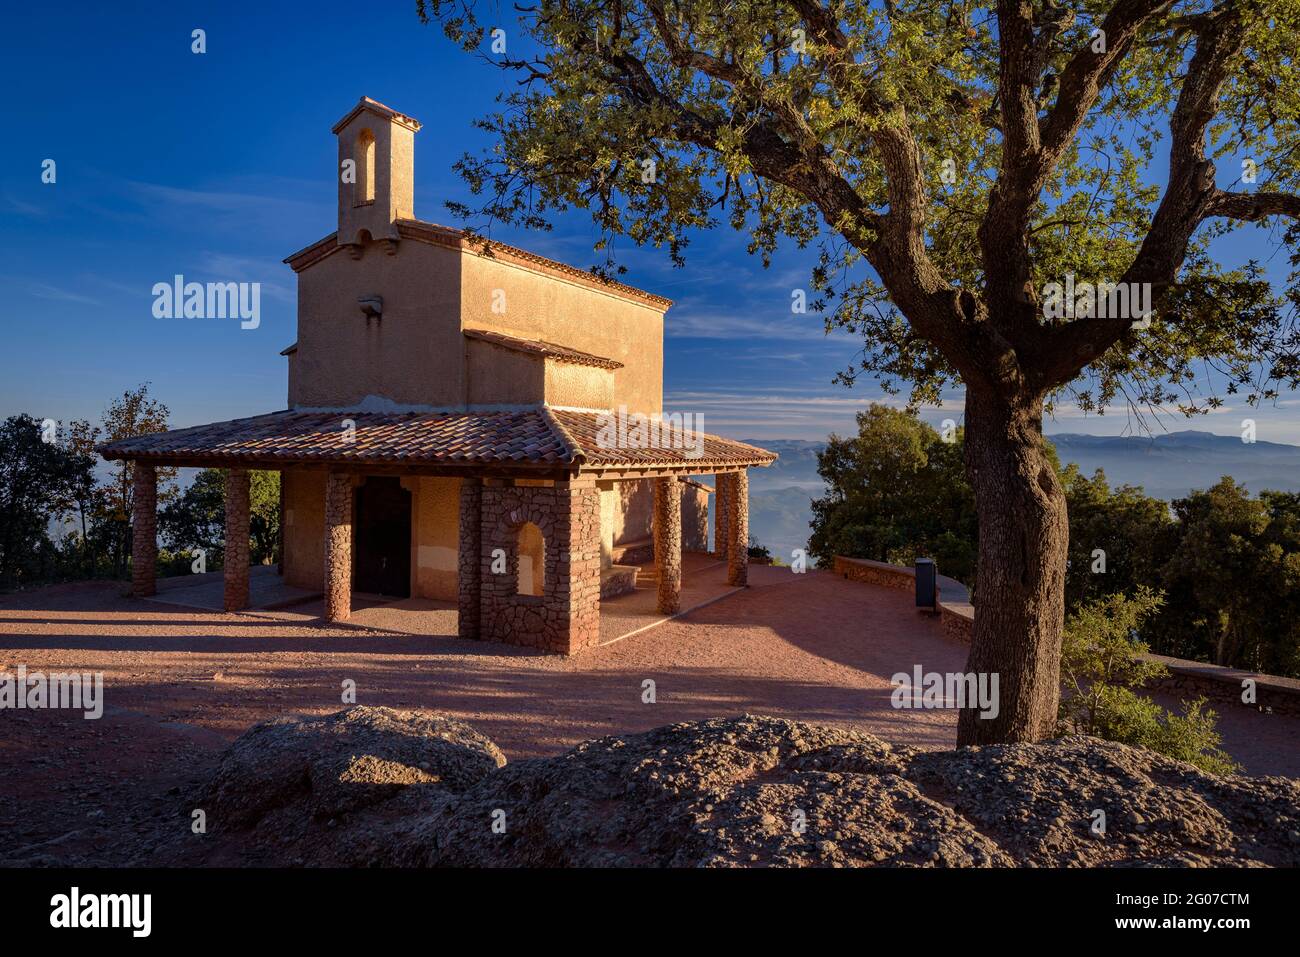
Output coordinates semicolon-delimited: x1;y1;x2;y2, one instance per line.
1059;588;1237;775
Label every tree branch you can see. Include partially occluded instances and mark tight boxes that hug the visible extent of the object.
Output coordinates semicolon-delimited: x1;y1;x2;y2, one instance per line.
980;0;1174;337
1208;190;1300;222
1036;3;1250;391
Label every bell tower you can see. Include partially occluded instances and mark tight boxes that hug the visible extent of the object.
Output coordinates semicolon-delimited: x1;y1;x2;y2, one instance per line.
332;97;421;254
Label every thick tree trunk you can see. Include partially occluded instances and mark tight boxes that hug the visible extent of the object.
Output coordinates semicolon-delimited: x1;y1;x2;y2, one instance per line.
958;388;1069;745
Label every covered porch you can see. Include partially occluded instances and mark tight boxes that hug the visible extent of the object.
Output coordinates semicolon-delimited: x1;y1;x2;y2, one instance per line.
146;551;737;649
101;407;776;655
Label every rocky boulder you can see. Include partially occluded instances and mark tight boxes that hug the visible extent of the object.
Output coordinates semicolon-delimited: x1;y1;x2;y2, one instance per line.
188;708;1300;867
187;707;504;865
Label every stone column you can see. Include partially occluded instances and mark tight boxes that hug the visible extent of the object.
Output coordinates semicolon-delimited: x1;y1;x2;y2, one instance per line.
550;478;602;654
223;468;251;611
726;469;749;586
458;478;482;640
324;472;353;622
276;471;285;575
654;476;682;614
713;472;730;561
130;463;157;598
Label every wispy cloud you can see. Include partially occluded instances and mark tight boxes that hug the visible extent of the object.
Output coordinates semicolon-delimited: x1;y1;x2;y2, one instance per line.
666;308;854;341
665;388;963;439
3;193;47;218
25;281;100;306
197;252;295;304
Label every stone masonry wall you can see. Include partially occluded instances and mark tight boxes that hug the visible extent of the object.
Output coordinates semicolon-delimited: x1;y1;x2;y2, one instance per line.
223;468;251;612
832;553;1300;717
131;464;157;598
654;477;682;614
713;473;730;561
458;479;483;640
479;480;602;654
324;473;353;622
724;470;749;587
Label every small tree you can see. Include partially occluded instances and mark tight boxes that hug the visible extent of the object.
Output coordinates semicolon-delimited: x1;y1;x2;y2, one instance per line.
809;404;977;583
1059;588;1237;774
68;384;175;578
1061;465;1174;610
1155;478;1290;670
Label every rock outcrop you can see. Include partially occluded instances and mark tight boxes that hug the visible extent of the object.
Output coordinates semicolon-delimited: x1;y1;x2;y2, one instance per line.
187;707;504;865
184;707;1300;868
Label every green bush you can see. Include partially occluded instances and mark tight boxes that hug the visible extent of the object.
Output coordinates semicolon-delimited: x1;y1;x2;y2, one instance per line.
1059;588;1237;775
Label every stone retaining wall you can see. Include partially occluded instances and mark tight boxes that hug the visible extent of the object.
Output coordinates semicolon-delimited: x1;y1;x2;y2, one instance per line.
833;555;916;592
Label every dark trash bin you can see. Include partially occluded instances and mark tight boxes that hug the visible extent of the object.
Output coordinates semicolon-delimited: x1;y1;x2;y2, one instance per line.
915;558;936;609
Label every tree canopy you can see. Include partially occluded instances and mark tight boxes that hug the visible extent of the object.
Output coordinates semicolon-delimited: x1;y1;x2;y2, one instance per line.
423;0;1300;416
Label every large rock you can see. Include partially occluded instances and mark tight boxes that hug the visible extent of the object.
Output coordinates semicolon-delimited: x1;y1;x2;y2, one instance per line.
385;715;1011;867
190;707;504;865
189;709;1300;867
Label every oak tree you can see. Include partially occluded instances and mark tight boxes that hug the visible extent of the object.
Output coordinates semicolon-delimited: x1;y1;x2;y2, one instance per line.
420;0;1300;743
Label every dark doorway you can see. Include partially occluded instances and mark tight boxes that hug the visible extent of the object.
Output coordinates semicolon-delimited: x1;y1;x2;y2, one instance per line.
353;477;411;598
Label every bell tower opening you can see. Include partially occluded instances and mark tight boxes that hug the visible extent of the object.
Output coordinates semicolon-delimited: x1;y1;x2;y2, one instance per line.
355;128;375;206
332;97;421;249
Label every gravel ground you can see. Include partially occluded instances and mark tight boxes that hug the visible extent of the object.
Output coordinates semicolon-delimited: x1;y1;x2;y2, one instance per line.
1;566;1297;864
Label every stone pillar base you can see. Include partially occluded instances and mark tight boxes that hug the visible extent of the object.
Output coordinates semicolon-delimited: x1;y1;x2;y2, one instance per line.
223;468;251;611
458;479;482;639
131;464;157;598
324;473;353;622
654;476;682;614
723;470;749;587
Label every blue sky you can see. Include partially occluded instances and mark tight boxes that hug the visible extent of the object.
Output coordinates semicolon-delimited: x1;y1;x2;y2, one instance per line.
2;1;1297;444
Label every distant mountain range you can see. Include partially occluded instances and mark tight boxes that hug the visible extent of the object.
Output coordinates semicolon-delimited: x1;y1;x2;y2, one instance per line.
741;439;825;560
738;430;1300;561
1047;431;1300;500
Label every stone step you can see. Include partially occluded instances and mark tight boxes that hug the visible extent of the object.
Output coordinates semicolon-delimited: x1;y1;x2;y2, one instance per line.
600;564;640;600
611;538;653;566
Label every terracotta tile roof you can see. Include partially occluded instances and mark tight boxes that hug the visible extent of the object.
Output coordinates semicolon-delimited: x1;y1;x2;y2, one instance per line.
331;96;421;133
99;408;777;473
463;329;623;370
551;410;777;469
100;410;576;469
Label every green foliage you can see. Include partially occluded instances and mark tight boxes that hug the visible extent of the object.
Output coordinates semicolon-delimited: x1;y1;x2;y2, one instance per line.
1061;465;1173;610
810;405;1300;677
746;535;776;564
1059;589;1237;775
160;469;281;569
65;384;177;579
807;404;977;584
0;386;286;589
1148;479;1300;675
0;415;96;589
